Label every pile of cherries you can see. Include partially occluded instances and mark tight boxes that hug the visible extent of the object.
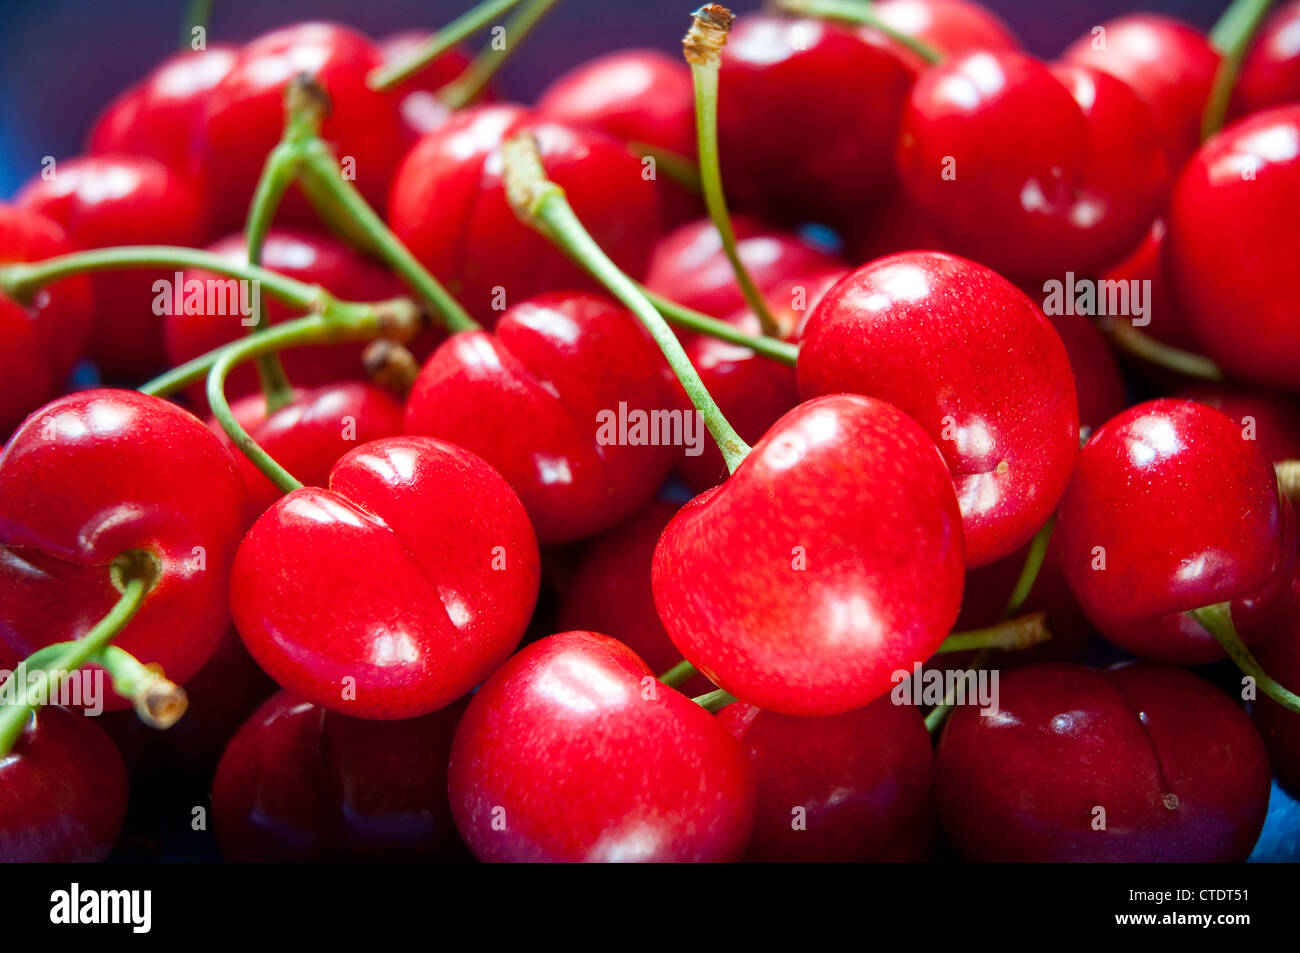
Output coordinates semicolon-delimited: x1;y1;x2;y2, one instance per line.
2;0;1300;864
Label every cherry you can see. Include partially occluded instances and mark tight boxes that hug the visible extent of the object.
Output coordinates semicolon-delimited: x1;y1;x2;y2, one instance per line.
1253;593;1300;797
212;689;468;861
387;104;662;323
1163;105;1300;394
404;291;679;544
1176;385;1300;464
377;31;481;137
718;695;935;862
841;190;952;265
447;630;755;861
653;394;965;716
936;662;1271;862
211;381;406;525
872;0;1018;63
0;205;93;437
1061;14;1220;169
1057;399;1297;664
17;154;208;379
715;15;913;228
197;22;409;233
1040;309;1125;435
897;50;1169;281
1100;218;1200;355
0;706;128;862
230;435;539;720
797;251;1079;566
1232;1;1300;119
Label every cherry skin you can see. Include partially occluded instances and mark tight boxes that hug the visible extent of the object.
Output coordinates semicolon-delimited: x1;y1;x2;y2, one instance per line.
841;189;952;265
1099;218;1201;356
404;292;679;544
1232;1;1300;119
210;381;406;527
1253;594;1300;797
1061;14;1220;169
230;435;539;720
1041;309;1125;435
872;0;1018;63
377;31;481;137
1057;399;1297;664
936;662;1271;862
797;252;1079;567
897;50;1169;281
17;154;207;379
447;630;756;862
1163;105;1300;394
653;394;965;717
212;690;468;861
1176;385;1300;464
197;22;409;233
715;15;912;228
0;390;244;703
717;695;935;862
0;205;93;437
0;707;128;862
388;104;662;323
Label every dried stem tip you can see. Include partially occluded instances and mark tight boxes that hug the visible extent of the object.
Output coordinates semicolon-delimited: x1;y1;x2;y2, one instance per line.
1277;460;1300;504
135;675;189;730
285;72;332;125
684;4;735;66
364;339;421;396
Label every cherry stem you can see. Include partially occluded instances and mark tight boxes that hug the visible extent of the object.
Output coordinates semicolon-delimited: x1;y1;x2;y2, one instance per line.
0;552;157;758
658;659;700;688
1003;514;1055;619
774;0;945;64
439;0;562;110
1191;601;1300;715
684;5;780;337
937;612;1050;654
1105;321;1226;381
96;645;189;729
1203;0;1276;139
627;141;702;194
691;687;737;712
367;0;528;91
180;0;211;49
363;339;422;398
503;132;753;473
640;286;800;365
1277;460;1300;503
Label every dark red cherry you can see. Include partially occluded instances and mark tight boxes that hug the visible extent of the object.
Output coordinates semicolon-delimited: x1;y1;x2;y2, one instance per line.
718;695;935;862
377;31;481;137
230;436;539;720
1100;218;1200;355
212;690;468;861
1164;105;1300;394
403;292;679;543
17;154;207;378
1253;592;1300;797
898;50;1169;281
1041;309;1125;435
936;662;1271;862
653;394;965;716
0;390;244;703
841;190;952;265
1058;399;1296;663
388;104;662;323
1232;1;1300;119
798;252;1078;566
448;630;756;862
1177;385;1300;464
0;707;128;862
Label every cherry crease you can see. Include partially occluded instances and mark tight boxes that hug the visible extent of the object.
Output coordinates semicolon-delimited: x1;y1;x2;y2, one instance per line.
230;435;539;720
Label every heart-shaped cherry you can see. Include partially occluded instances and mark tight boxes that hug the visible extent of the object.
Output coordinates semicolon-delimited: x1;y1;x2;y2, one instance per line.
797;251;1079;566
1232;1;1300;119
448;630;755;862
230;435;539;719
653;393;965;716
377;31;481;137
212;689;468;861
936;662;1271;861
403;291;679;543
718;695;935;862
0;390;244;701
0;706;128;862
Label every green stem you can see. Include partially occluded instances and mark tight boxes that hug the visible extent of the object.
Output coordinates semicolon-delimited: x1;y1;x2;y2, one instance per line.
1191;602;1300;714
1203;0;1276;138
774;0;945;64
367;0;528;91
180;0;212;49
1108;322;1226;381
640;287;800;365
627;142;702;194
503;134;751;473
658;659;699;688
1002;515;1055;619
691;687;737;713
439;0;561;110
96;645;189;728
937;612;1050;654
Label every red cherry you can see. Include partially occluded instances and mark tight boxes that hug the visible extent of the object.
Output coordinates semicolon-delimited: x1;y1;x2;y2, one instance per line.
653;394;965;716
404;292;678;544
17;154;207;378
1040;309;1125;435
388;104;662;322
718;695;935;862
1061;14;1220;168
898;50;1169;280
87;46;238;178
1164;105;1300;394
1058;399;1296;663
797;252;1079;566
1100;218;1200;355
212;690;468;861
230;435;539;720
0;707;128;862
715;15;912;228
1177;385;1300;464
210;381;406;525
447;630;756;861
1232;1;1300;119
872;0;1018;63
0;390;244;703
936;662;1271;861
197;22;409;233
1253;593;1300;797
0;205;93;437
377;31;481;137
